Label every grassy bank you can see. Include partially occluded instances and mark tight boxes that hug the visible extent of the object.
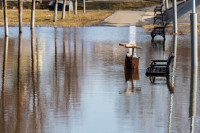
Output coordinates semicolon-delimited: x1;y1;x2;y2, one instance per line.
78;0;161;10
0;10;112;27
0;0;160;10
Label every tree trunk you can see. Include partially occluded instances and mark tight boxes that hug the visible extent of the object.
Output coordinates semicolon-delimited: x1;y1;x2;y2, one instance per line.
83;0;85;13
18;0;23;33
68;0;70;16
3;0;8;36
31;0;35;29
53;0;58;22
62;0;66;19
74;0;77;15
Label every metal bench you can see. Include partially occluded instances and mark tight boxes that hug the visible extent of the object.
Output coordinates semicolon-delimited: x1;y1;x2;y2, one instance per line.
151;23;167;41
40;1;50;9
153;11;166;25
154;4;163;16
145;52;174;76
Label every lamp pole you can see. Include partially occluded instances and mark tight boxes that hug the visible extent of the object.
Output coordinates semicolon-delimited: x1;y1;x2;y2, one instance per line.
172;0;178;34
190;0;198;67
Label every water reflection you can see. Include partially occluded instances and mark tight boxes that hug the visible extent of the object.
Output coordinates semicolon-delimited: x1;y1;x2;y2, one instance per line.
189;67;198;133
1;37;8;133
151;39;165;51
0;27;200;133
124;69;141;94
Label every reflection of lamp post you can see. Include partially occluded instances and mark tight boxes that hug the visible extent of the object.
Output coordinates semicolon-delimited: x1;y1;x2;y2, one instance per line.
189;67;198;133
168;92;173;133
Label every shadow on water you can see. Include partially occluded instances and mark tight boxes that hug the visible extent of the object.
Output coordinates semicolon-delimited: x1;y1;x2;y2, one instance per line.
0;27;199;133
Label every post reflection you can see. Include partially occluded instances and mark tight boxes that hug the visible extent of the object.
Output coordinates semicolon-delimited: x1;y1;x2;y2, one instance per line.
16;33;22;133
55;27;58;83
31;29;39;133
189;67;198;133
124;69;141;94
1;36;8;133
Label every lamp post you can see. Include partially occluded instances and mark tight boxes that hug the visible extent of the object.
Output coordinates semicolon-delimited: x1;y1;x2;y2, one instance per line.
172;0;178;34
190;0;198;67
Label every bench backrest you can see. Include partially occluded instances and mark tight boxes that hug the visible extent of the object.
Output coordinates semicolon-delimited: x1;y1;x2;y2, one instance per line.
167;52;175;66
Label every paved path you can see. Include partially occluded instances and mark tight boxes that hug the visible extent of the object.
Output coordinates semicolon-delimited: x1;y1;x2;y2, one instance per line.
99;10;154;26
98;0;197;27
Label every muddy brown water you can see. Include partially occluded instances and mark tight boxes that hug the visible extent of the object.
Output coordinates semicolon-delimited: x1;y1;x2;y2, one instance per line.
0;26;199;133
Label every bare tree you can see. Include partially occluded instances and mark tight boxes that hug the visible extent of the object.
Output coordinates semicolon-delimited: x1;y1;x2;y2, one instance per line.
68;0;70;16
31;0;36;29
53;0;58;22
74;0;77;14
18;0;23;33
2;0;8;36
83;0;85;13
62;0;66;19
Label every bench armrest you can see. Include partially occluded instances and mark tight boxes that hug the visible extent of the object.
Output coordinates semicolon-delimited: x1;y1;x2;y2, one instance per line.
151;60;167;62
151;64;167;67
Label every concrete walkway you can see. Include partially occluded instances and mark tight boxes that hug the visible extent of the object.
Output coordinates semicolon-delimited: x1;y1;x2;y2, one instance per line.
99;10;154;26
98;0;195;27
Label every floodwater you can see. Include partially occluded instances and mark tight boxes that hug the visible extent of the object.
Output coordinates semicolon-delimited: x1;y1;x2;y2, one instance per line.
0;26;199;133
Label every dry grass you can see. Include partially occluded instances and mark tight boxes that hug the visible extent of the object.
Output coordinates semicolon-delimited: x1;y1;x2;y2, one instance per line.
143;23;200;35
0;10;113;27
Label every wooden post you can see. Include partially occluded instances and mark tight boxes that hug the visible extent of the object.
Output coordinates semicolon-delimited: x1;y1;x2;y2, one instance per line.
53;0;58;22
18;0;23;33
62;0;66;19
83;0;85;13
68;0;70;17
31;0;36;29
74;0;77;15
3;0;8;36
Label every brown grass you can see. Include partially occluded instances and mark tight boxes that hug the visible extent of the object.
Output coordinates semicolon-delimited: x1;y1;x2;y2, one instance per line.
143;23;200;35
0;10;113;27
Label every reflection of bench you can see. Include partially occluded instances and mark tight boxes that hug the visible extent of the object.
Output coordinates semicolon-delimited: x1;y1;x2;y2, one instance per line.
149;75;174;93
145;52;174;76
154;4;163;16
151;23;167;41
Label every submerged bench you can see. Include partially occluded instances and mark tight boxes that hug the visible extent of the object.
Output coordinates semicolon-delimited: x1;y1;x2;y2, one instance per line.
145;52;174;76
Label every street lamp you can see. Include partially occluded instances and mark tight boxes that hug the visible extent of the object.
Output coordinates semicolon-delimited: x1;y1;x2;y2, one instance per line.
190;0;198;67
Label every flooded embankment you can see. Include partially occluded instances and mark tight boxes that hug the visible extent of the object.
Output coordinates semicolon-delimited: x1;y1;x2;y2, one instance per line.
0;26;200;133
